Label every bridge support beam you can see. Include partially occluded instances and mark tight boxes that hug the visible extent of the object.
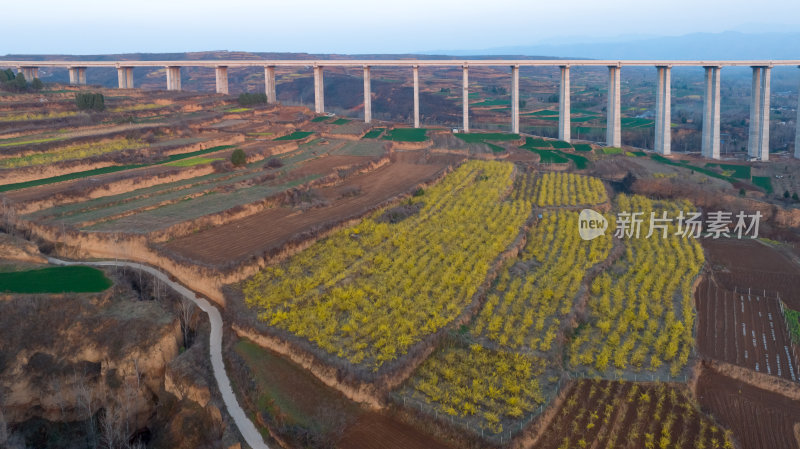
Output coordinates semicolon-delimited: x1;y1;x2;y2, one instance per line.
363;66;371;123
559;65;571;142
702;66;722;159
314;65;324;113
654;65;672;155
462;64;469;132
215;66;229;94
19;66;39;80
264;66;276;104
68;67;86;85
117;67;134;89
166;66;181;91
796;68;800;159
748;66;771;161
413;65;420;128
511;65;519;134
606;65;621;147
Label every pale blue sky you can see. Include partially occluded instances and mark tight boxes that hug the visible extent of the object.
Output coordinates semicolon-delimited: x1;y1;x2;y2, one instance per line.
4;0;800;54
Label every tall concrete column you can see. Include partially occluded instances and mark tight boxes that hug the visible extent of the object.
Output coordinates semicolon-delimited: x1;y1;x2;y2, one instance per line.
20;67;38;80
264;66;276;104
215;66;229;94
748;66;771;161
462;64;469;132
363;65;372;123
606;65;621;147
125;67;133;88
795;67;800;159
117;67;127;89
413;65;420;128
701;66;722;160
77;67;86;85
69;67;78;85
166;66;181;91
654;65;672;155
559;65;571;142
313;65;324;114
511;65;519;134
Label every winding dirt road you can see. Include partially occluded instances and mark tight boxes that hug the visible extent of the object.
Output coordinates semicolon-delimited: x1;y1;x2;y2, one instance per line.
47;257;270;449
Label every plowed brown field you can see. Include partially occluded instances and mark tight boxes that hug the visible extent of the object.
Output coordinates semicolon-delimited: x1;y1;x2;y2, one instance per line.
697;366;800;449
161;161;445;265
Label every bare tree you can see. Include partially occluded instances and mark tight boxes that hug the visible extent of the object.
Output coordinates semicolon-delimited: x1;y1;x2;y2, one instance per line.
74;370;98;448
179;296;196;349
0;402;8;446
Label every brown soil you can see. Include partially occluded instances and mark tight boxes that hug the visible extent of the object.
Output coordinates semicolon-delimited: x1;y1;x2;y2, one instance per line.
533;380;726;449
697;365;800;449
337;412;454;449
703;237;800;310
696;277;799;382
161;161;445;265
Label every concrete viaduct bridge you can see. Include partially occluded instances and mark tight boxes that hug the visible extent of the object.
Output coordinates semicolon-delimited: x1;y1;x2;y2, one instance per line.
4;59;800;161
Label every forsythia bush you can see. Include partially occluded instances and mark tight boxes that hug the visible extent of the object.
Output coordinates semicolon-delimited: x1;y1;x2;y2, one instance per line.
569;194;704;376
0;137;142;169
244;161;533;370
534;172;607;206
473;210;613;352
410;344;546;434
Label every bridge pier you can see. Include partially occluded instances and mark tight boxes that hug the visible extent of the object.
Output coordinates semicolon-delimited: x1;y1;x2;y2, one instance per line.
654;65;672;155
313;65;324;113
702;66;722;159
413;65;420;128
215;66;229;94
606;65;621;147
748;66;771;161
363;66;371;123
511;65;519;134
18;66;39;80
117;67;134;89
264;66;276;104
68;67;86;85
462;64;469;132
166;66;181;91
559;65;571;142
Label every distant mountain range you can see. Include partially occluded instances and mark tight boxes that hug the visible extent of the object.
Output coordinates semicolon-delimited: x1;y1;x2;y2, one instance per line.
428;31;800;60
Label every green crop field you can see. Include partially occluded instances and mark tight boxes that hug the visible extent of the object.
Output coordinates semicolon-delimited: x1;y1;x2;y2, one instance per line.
560;152;590;169
752;176;773;193
382;128;428;142
549;140;573;149
361;128;385;139
705;163;751;179
311;116;331;123
785;307;800;344
600;147;623;155
0;266;112;293
332;118;351;125
0;136;63;148
572;144;593;152
164;157;222;167
0;145;235;193
525;109;558;117
225;107;251;113
621;117;653;129
274;131;314;141
524;148;570;164
520;137;552;149
455;133;520;143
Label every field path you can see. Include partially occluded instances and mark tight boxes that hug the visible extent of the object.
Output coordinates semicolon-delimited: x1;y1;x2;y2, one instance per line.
46;256;270;449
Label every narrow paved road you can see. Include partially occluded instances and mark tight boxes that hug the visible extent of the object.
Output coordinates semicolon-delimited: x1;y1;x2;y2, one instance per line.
47;257;270;449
